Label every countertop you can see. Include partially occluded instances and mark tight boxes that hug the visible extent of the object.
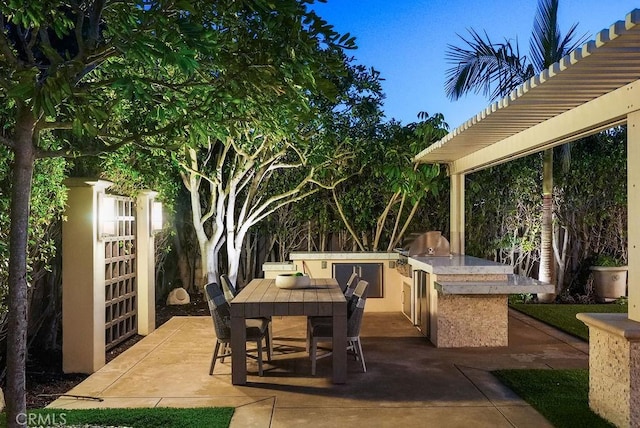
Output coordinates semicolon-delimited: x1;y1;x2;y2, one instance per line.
435;275;555;295
408;254;513;275
290;252;400;261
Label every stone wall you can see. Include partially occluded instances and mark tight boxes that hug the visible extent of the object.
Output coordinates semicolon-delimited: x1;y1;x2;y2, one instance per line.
435;294;508;347
577;313;640;428
588;327;640;427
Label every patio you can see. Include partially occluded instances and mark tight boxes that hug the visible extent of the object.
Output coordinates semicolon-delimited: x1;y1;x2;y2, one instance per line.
48;310;587;427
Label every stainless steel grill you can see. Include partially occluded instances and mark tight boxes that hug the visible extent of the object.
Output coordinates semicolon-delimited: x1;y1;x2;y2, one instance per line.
407;231;450;257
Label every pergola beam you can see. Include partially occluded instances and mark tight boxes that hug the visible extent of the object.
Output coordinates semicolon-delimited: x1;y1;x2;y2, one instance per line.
449;79;640;175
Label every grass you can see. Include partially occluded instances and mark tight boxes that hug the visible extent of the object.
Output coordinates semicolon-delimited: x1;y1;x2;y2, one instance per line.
510;302;627;341
493;369;614;428
0;407;234;428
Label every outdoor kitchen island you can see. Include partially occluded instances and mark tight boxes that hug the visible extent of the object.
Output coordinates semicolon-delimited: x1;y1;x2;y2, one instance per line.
408;254;554;348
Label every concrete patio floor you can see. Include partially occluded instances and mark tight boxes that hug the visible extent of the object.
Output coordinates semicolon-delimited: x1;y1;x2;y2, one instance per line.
48;309;589;427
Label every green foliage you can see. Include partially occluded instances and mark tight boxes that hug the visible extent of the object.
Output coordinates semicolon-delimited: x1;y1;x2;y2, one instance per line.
554;128;627;292
74;145;182;204
615;296;628;306
0;147;68;314
463;128;627;292
316;112;449;252
445;0;586;102
465;154;542;275
493;369;615;428
508;293;534;304
157;3;367;282
592;255;624;267
254;53;388;256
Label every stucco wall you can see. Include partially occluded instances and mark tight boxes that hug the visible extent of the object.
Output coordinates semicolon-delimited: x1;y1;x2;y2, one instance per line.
299;258;402;312
271;253;403;312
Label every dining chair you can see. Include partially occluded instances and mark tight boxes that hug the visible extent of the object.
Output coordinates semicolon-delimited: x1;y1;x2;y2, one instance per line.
204;282;271;376
352;278;368;299
308;280;369;375
220;274;238;301
220;273;273;357
342;272;360;296
306;277;366;351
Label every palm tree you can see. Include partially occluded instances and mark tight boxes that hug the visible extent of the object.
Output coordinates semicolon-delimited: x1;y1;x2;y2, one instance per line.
444;0;586;290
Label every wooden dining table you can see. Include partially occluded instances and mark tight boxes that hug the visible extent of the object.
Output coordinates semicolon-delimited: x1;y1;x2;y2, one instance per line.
230;277;347;385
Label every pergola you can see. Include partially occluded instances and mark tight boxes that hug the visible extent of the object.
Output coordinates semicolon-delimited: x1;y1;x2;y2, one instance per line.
415;9;640;427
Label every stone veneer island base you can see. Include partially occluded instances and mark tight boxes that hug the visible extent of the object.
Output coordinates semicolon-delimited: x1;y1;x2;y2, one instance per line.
409;254;554;348
577;313;640;428
436;293;508;347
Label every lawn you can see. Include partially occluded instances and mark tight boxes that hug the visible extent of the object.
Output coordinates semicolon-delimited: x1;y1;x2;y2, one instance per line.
502;302;627;427
1;407;234;428
510;302;627;341
493;369;614;428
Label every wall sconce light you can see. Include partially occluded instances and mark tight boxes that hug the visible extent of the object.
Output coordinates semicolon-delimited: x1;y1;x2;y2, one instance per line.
99;192;117;239
150;200;163;235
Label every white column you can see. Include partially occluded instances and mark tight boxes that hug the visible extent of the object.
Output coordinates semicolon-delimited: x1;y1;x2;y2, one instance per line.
62;179;112;373
629;111;640;322
450;172;465;255
136;191;157;335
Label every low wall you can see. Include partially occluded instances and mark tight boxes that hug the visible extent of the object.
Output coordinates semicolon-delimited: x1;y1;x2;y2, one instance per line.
577;313;640;428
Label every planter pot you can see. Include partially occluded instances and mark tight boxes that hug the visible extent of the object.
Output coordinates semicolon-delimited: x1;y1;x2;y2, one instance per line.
590;266;628;303
536;292;556;303
275;273;311;289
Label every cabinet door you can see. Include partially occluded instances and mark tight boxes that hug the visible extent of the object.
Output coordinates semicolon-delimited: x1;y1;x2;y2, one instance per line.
332;263;383;298
402;280;412;319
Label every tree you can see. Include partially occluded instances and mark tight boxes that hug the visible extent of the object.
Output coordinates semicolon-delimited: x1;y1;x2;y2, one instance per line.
332;114;448;251
444;0;586;287
0;146;68;382
553;128;627;294
170;4;357;287
465;155;542;277
180;127;341;286
1;1;314;424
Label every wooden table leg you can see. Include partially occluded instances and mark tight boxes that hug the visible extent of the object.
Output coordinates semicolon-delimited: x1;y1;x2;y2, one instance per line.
231;315;247;385
332;308;347;384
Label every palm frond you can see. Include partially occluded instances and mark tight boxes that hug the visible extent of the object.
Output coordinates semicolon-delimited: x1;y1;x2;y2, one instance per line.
445;29;533;101
529;0;589;70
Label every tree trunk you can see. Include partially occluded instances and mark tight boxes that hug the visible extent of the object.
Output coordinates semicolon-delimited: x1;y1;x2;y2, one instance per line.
201;240;218;286
227;243;242;286
539;149;554;286
7;107;37;428
167;222;191;292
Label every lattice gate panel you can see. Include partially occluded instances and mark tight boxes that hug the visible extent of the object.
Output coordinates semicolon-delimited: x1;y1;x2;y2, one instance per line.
104;196;137;350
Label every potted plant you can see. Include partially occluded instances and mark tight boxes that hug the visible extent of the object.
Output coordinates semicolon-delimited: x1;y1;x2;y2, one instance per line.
590;255;628;303
275;272;311;289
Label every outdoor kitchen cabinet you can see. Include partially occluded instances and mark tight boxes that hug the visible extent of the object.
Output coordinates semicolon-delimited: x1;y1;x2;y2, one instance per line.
407;254;553;347
333;262;383;298
401;278;412;320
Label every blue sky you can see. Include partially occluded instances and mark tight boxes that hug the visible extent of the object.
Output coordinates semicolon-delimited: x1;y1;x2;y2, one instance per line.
312;0;638;130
